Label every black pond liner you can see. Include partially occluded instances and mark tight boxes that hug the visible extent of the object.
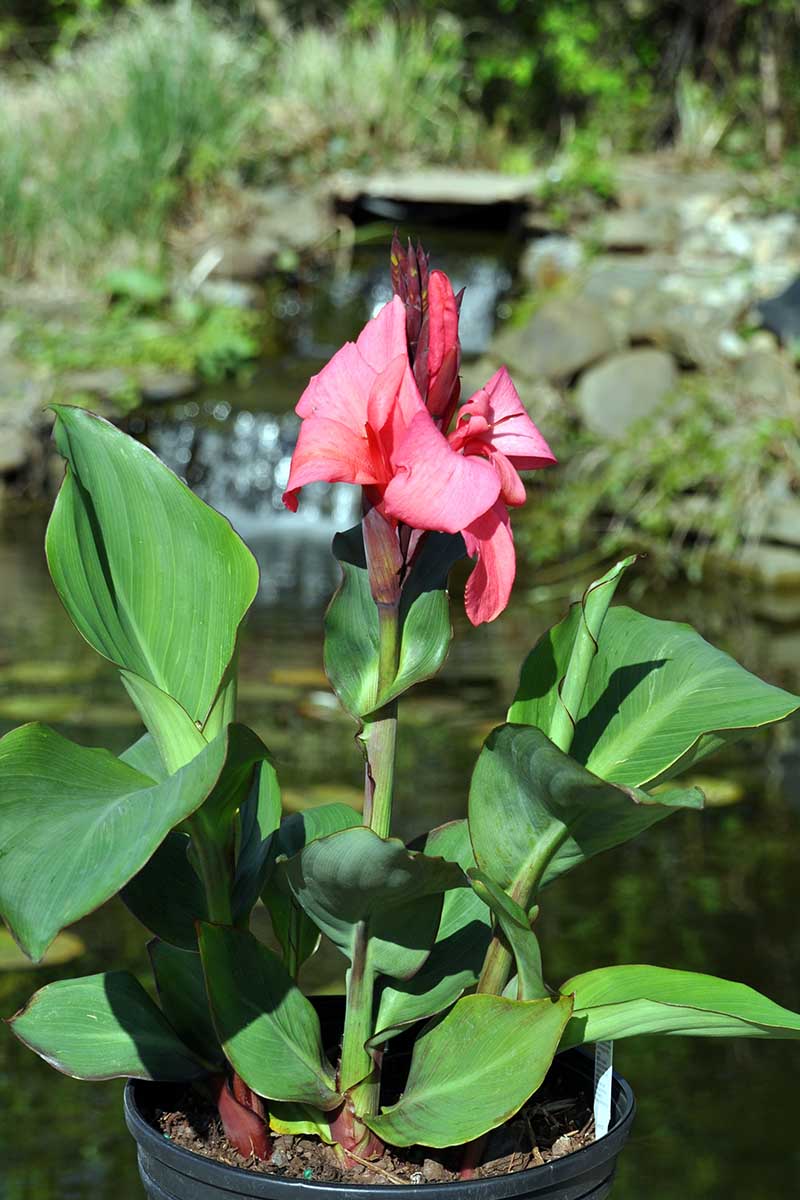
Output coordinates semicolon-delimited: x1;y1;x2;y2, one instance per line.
124;1046;635;1200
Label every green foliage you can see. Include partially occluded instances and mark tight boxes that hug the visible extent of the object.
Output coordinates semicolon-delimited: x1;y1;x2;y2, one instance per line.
521;385;800;580
8;971;205;1081
259;16;487;177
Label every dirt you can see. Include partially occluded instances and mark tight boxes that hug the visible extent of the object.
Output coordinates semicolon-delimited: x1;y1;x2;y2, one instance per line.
146;1058;595;1186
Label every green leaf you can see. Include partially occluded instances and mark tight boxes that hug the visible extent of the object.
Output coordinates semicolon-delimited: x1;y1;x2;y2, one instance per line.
198;924;340;1109
469;724;703;901
119;671;206;774
468;871;546;1000
46;405;258;725
261;803;360;975
560;965;800;1047
510;557;635;751
366;992;573;1148
280;826;465;980
324;526;462;719
7;971;204;1080
0;721;266;960
149;939;221;1064
121;832;207;949
269;1102;334;1143
372;820;492;1045
119;732;167;781
511;606;800;788
232;761;282;923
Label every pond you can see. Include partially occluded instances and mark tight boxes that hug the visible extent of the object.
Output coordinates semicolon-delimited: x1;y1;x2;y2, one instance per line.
1;230;799;1198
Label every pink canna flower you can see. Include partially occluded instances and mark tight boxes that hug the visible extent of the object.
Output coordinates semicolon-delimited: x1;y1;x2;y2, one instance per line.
283;267;555;625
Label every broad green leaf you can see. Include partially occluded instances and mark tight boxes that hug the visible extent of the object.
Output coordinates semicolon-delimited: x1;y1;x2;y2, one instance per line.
469;724;703;901
324;526;462;719
366;992;573;1148
149;939;221;1063
7;971;204;1080
198;924;340;1109
0;721;266;960
512;606;800;788
119;671;206;774
468;871;546;1000
269;1103;334;1143
121;832;207;949
280;826;466;980
46;405;258;725
232;761;282;923
372;820;491;1045
120;732;167;781
510;558;634;750
574;608;800;786
261;803;361;974
560;965;800;1047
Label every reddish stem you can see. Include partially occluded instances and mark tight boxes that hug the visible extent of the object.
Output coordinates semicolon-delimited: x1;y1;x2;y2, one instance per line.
212;1072;271;1161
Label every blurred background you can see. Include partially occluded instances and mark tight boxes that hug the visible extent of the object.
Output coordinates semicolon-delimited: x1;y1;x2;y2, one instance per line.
1;2;799;1197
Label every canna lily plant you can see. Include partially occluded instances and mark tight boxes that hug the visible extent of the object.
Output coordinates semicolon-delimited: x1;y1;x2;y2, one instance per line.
3;235;800;1175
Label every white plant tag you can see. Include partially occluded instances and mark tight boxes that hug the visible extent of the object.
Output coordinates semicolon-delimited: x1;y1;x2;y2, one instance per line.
593;1041;613;1138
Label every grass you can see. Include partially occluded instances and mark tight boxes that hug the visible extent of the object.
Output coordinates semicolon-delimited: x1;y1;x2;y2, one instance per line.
0;4;492;279
0;2;257;276
260;16;489;176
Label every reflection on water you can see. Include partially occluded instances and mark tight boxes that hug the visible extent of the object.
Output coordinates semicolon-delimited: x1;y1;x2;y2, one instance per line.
1;232;799;1198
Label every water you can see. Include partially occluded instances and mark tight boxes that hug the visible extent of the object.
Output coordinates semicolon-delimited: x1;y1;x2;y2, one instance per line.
1;231;799;1198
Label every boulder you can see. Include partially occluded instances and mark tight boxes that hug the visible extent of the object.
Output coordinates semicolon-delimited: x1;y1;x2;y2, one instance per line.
209;235;281;282
735;544;800;589
60;368;134;402
594;207;677;253
519;236;583;289
490;295;619;383
574;349;677;440
0;360;48;474
139;371;198;405
735;349;800;411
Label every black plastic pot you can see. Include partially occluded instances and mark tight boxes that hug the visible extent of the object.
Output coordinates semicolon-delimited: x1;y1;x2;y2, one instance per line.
124;1048;635;1200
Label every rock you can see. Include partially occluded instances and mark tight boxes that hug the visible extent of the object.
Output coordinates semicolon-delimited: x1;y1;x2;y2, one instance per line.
249;186;335;252
595;207;677;252
490;295;619;383
756;275;800;346
197;278;263;309
60;368;134;402
574;349;677;439
519;236;583;289
210;235;281;282
421;1159;447;1182
627;291;744;369
735;544;800;589
334;168;543;207
0;360;48;474
766;500;800;548
139;371;198;404
735;349;800;411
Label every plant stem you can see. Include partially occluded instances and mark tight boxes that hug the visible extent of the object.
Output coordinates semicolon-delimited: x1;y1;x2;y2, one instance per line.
362;602;400;840
189;811;233;925
339;924;379;1118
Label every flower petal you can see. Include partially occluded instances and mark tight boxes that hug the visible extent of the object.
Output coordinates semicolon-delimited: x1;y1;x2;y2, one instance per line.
462;502;516;625
465;367;556;470
383;411;500;534
296;298;408;425
282;416;378;510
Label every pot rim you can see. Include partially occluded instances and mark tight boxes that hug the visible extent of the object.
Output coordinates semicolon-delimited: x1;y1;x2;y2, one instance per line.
124;1051;636;1199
